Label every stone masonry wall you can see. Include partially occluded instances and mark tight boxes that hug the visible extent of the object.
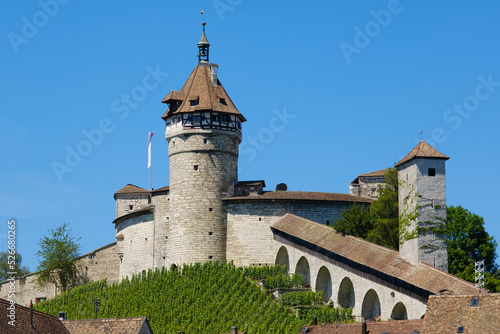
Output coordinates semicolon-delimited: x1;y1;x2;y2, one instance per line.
115;213;155;279
226;200;354;266
0;243;119;307
398;158;448;271
116;194;150;218
151;193;170;269
168;132;239;265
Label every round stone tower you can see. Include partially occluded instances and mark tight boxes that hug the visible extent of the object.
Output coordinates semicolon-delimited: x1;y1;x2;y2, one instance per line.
161;22;246;265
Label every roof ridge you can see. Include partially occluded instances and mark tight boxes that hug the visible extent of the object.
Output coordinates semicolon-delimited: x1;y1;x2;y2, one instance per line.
418;261;479;289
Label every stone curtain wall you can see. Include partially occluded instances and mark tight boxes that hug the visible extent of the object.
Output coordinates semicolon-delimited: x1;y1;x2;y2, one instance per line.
226;200;353;266
151;193;170;269
115;214;155;280
0;243;119;307
168;133;239;265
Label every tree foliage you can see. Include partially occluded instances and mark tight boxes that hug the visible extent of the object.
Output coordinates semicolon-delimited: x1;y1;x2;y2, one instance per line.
334;168;399;250
0;251;29;281
446;206;499;291
35;223;81;292
333;203;372;239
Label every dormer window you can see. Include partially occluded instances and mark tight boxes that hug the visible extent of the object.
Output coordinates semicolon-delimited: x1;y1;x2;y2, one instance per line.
190;98;199;106
219;98;227;105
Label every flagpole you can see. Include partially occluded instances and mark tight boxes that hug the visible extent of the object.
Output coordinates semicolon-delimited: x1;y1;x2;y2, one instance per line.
148;132;153;191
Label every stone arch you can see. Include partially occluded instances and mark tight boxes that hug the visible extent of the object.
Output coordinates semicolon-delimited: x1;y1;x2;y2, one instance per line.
275;246;290;273
315;266;332;303
295;256;310;286
391;302;408;320
361;289;381;320
337;277;355;308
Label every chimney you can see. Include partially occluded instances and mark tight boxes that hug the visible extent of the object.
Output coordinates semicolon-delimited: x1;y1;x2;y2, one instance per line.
210;64;219;86
30;300;34;329
231;326;238;334
58;311;67;321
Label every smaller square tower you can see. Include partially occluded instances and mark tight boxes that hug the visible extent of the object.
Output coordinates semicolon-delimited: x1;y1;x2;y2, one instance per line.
396;141;449;271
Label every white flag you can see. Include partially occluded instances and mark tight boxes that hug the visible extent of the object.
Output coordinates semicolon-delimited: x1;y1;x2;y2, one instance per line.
148;132;153;168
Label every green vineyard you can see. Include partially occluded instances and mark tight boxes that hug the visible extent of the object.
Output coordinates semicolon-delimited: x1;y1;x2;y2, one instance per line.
34;262;353;333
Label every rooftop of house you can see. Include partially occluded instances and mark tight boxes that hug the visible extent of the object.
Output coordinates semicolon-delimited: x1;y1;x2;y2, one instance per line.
350;168;390;185
225;191;373;203
0;298;70;334
299;319;424;334
62;317;152;334
272;214;478;296
421;293;500;333
395;141;449;167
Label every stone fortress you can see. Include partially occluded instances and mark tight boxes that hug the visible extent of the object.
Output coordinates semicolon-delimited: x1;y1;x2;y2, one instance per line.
1;22;479;321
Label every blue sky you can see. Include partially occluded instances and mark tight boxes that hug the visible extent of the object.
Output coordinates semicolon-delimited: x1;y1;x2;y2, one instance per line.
1;1;499;272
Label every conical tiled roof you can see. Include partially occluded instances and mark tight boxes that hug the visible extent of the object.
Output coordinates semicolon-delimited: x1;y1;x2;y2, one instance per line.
395;141;449;167
161;65;246;121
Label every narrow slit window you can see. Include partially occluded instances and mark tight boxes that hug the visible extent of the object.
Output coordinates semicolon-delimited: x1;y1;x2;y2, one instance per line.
193;165;199;171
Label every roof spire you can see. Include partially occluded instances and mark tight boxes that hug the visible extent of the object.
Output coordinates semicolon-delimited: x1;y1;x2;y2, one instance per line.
197;11;210;65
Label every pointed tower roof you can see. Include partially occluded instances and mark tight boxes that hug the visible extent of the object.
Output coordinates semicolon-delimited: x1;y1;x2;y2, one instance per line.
114;184;149;199
161;65;245;121
395;141;449;167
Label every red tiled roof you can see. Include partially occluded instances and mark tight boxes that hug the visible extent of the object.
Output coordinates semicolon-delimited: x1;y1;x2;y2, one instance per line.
114;184;150;199
152;186;169;194
422;293;500;334
395;141;449;167
350;168;389;184
161;65;246;121
299;319;424;334
359;168;390;177
62;317;151;334
272;214;478;295
0;298;70;334
224;191;373;203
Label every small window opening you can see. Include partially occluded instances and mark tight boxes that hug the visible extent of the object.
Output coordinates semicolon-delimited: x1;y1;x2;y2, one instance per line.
203;138;208;144
471;298;479;307
145;238;147;241
326;220;330;226
90;254;95;259
219;98;227;105
208;256;213;259
190;99;198;106
208;232;213;235
209;208;213;212
129;205;133;210
259;217;262;221
457;326;464;333
167;217;169;220
194;165;199;171
428;168;436;177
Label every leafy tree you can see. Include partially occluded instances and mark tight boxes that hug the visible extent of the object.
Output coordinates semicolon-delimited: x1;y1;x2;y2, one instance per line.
446;206;499;291
334;168;400;250
333;203;372;239
367;168;399;250
35;223;81;292
0;251;29;281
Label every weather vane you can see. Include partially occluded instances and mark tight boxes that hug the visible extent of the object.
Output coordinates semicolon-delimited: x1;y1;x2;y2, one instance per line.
201;10;205;22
